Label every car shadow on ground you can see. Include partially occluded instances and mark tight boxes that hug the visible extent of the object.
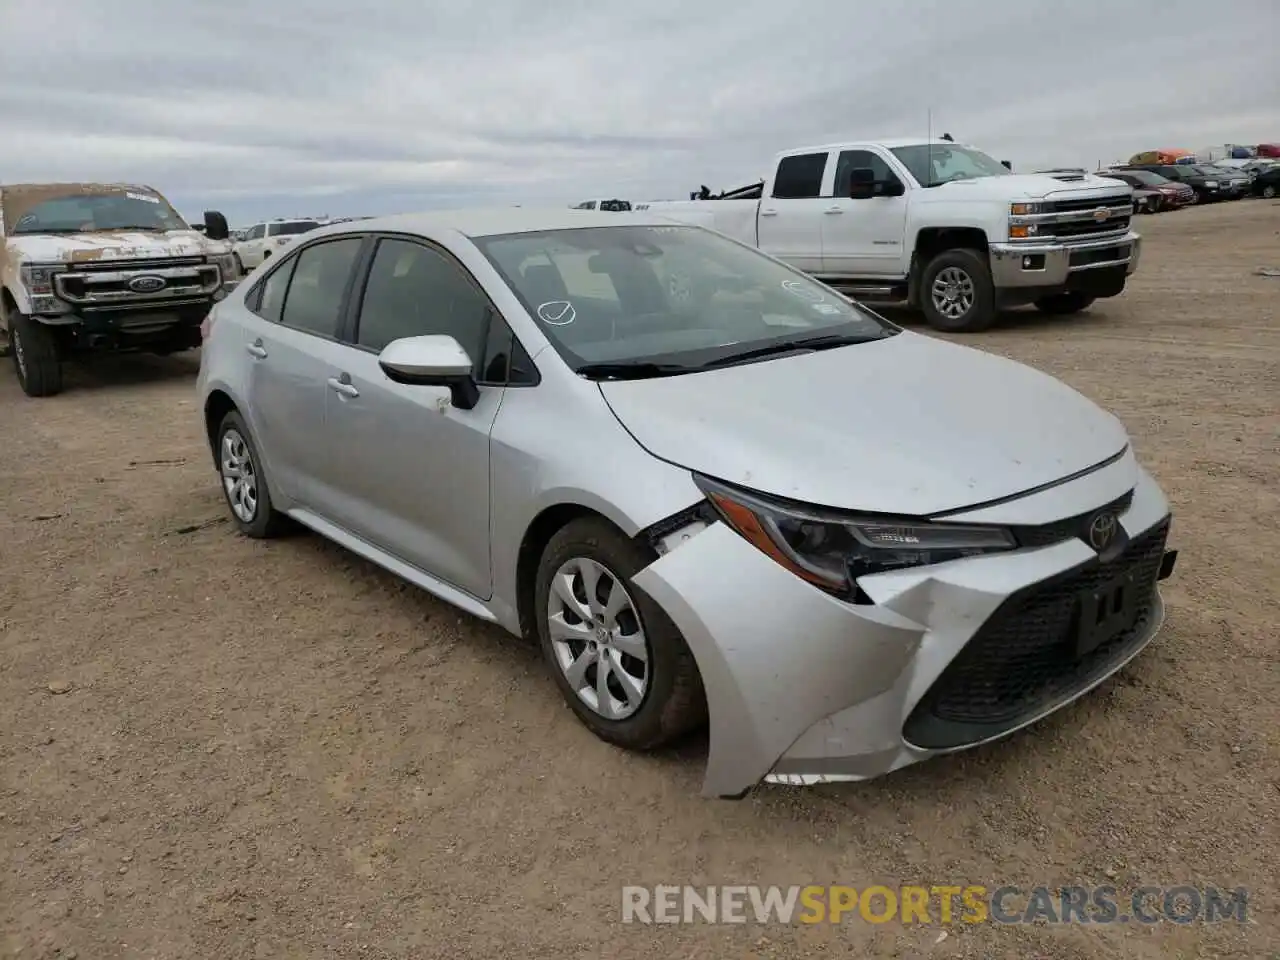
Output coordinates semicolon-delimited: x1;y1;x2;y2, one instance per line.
56;350;202;393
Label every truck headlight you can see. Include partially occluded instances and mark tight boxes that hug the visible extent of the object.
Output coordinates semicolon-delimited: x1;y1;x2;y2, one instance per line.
19;263;65;294
210;253;238;280
695;474;1016;597
1010;202;1042;216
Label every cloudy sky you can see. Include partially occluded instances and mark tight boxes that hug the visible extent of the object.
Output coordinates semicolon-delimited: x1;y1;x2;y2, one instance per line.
1;0;1275;225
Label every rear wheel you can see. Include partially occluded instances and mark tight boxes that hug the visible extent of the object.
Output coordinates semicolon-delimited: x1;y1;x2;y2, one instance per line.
10;314;63;397
535;517;706;750
216;411;287;538
1034;292;1096;316
918;249;996;332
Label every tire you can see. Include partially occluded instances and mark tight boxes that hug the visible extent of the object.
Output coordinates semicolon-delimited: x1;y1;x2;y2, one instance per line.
215;411;287;538
534;517;706;750
1034;293;1096;316
1263;185;1277;200
918;248;996;332
10;313;63;397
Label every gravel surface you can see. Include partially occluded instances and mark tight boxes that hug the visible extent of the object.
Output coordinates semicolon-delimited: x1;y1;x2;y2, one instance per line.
2;199;1277;959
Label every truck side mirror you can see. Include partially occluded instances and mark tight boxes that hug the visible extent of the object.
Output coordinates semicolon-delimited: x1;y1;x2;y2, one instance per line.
847;167;876;199
203;210;230;241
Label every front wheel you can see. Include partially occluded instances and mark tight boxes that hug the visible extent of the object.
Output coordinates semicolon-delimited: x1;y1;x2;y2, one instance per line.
535;517;706;750
10;314;63;397
1263;185;1277;200
1034;292;1096;316
918;249;996;332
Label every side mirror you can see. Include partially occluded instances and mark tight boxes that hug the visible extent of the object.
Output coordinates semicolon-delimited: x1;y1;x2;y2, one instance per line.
378;335;480;409
880;180;906;197
203;210;230;241
847;167;876;198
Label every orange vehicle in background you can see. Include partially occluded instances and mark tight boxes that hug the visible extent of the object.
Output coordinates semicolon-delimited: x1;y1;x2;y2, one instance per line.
1128;149;1196;165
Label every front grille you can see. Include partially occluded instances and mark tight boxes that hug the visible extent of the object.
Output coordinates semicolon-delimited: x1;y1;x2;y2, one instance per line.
1046;194;1133;214
1052;217;1131;239
70;255;205;272
1010;490;1135;548
903;516;1170;750
1034;194;1133;241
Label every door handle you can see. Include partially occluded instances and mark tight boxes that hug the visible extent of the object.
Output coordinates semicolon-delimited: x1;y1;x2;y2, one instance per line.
759;208;778;216
327;376;359;399
824;206;844;214
245;340;268;359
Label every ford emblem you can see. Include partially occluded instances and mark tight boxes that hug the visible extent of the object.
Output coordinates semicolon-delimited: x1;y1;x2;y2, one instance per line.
128;275;166;293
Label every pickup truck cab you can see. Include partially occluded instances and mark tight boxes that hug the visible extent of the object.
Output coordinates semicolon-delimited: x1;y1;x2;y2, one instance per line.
1;182;239;396
636;139;1141;332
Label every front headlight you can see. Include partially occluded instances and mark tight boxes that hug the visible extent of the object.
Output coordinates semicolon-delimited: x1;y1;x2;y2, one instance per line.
211;253;238;279
1204;180;1219;187
1010;202;1041;216
695;475;1016;598
19;263;65;293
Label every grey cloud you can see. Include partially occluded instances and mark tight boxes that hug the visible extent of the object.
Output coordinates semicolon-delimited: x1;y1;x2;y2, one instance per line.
1;0;1274;223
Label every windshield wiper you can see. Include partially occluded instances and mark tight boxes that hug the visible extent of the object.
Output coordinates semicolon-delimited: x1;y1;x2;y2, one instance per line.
575;361;693;381
105;224;169;232
696;332;887;369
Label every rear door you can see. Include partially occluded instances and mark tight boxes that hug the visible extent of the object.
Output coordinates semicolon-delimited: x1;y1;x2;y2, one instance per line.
241;235;366;510
756;151;830;273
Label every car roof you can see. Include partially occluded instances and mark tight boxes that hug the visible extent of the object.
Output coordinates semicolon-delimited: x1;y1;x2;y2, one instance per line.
301;207;681;241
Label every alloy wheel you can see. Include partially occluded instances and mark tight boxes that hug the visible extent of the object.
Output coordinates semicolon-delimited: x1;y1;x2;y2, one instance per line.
220;428;258;523
931;266;976;321
547;557;650;720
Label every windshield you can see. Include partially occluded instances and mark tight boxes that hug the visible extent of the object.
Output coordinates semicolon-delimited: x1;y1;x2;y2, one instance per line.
267;221;320;236
889;144;1012;187
1192;166;1225;176
10;191;187;235
475;225;895;374
1123;170;1168;187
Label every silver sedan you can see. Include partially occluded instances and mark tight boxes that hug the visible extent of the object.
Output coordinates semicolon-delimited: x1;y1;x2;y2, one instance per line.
196;208;1178;798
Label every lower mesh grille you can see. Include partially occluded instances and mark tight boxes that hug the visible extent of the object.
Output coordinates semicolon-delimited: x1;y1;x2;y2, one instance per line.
903;517;1170;749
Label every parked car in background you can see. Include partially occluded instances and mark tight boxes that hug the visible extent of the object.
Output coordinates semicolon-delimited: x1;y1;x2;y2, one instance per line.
1195;165;1251;199
196;208;1178;799
233;218;323;272
1117;164;1229;203
1100;169;1194;210
0;181;238;396
637;138;1140;332
1251;166;1280;199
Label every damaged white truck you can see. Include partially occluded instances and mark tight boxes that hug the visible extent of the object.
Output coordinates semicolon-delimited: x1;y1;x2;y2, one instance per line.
1;182;240;397
637;138;1142;332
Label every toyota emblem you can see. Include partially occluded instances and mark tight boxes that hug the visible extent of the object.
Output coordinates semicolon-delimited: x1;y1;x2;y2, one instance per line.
128;275;166;293
1087;512;1118;551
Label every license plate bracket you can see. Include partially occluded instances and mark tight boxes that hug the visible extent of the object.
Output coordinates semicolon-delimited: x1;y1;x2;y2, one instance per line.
1075;571;1138;658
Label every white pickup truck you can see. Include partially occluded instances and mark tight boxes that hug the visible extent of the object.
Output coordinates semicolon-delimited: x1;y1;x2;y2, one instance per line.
636;138;1142;332
1;182;239;396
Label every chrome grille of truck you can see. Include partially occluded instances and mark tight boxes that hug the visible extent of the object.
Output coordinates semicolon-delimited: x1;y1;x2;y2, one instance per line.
53;260;221;308
1037;194;1133;240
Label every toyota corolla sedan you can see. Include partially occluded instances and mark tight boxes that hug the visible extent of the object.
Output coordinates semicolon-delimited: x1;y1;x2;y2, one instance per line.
196;209;1178;799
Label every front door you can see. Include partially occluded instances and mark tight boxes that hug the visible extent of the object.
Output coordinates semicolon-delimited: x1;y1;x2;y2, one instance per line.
820;149;909;277
321;236;501;599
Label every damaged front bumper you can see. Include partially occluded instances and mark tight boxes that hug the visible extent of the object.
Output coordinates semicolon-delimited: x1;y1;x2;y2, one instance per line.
632;464;1176;799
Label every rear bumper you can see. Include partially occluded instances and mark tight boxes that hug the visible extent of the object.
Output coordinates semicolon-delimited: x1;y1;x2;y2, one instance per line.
632;461;1175;799
988;231;1141;290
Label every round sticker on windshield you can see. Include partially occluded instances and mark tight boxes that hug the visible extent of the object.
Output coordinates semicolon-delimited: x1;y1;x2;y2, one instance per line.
781;279;825;302
537;300;576;325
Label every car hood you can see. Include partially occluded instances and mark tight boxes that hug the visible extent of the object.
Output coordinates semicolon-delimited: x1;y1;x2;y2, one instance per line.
922;173;1131;202
2;230;227;264
598;331;1129;516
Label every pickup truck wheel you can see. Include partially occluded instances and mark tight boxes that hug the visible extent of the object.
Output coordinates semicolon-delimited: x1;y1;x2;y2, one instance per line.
11;314;63;397
1034;293;1096;316
920;249;995;332
1263;185;1277;200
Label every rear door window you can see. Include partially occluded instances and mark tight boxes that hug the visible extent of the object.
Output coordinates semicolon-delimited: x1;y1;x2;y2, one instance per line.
278;237;364;338
771;153;828;199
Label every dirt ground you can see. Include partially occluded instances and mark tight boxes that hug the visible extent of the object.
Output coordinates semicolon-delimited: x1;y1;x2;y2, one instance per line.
2;200;1277;960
